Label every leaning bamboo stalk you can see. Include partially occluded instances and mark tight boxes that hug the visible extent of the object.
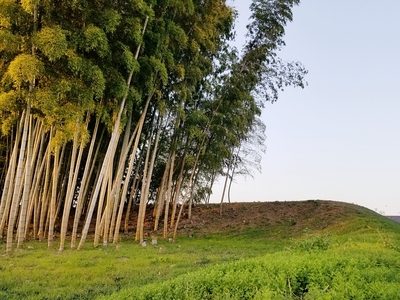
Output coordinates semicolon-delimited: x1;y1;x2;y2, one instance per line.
93;152;114;247
138;116;162;242
188;142;207;220
18;119;42;240
48;146;60;248
153;187;161;218
58;128;80;248
38;138;52;241
71;116;100;248
14;0;38;250
24;127;47;238
6;105;30;254
219;154;233;215
205;171;216;204
78;16;149;250
105;114;136;242
154;159;169;231
170;155;186;228
163;151;175;237
172;166;201;240
227;153;238;204
112;129;142;243
173;138;206;239
107;88;152;241
59;119;88;251
93;178;107;247
19;120;41;238
47;139;66;246
106;153;129;243
0;149;15;234
78;83;128;249
185;98;224;221
101;160;115;246
81;126;104;209
123;156;143;233
43;199;51;240
32;187;40;238
117;110;133;176
54;160;68;222
17;114;34;248
107;192;120;243
172;193;185;241
0;113;23;237
135;144;151;242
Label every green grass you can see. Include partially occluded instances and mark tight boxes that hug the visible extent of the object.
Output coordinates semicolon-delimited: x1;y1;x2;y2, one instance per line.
1;201;400;299
0;235;287;299
104;248;400;300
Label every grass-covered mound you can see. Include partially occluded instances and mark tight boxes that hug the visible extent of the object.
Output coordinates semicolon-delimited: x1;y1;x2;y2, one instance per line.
1;200;400;299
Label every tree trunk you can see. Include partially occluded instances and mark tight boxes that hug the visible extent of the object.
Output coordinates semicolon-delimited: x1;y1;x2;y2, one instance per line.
135;142;151;242
112;123;142;244
48;145;59;248
154;157;169;231
163;151;175;238
58;124;80;251
71;116;100;248
93;152;114;247
228;158;238;204
205;172;216;204
220;154;233;215
170;155;185;229
0;113;23;237
24;126;46;239
123;153;143;233
6;106;30;254
78;16;149;249
102;162;114;246
17;114;33;248
135;114;162;243
38;140;52;241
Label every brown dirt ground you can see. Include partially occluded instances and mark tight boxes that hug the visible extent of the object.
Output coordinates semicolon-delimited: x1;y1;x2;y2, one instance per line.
50;199;371;242
123;199;370;239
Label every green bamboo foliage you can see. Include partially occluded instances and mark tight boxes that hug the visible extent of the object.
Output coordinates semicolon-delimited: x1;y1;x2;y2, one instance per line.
0;0;307;252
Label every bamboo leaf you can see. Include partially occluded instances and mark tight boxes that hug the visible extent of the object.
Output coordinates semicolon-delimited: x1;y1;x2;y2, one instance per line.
20;0;37;14
82;25;110;58
150;56;168;85
36;26;68;61
3;54;44;88
101;9;122;33
0;30;20;53
120;43;139;73
0;90;19;134
88;65;105;99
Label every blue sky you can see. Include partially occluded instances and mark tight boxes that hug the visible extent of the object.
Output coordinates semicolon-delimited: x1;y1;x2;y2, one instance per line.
211;0;400;215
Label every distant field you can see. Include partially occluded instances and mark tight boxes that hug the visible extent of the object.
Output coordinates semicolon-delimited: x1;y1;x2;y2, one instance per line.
1;200;399;299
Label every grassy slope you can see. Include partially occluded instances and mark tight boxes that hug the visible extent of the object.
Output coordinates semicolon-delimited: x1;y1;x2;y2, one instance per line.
0;200;399;299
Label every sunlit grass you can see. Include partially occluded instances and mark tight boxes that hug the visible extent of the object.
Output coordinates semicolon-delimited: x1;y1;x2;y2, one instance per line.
0;235;286;299
104;247;400;300
1;202;399;299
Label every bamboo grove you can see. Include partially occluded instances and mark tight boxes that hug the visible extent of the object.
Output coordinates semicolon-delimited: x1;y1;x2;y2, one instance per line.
0;0;307;253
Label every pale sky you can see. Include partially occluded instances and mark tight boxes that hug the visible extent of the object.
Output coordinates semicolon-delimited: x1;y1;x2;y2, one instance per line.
211;0;400;215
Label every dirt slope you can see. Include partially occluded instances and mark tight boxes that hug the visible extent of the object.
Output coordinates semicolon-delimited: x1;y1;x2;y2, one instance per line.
71;199;392;241
136;200;389;239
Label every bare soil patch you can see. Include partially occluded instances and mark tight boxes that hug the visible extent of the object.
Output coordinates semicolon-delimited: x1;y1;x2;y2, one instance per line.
176;200;362;234
48;200;372;241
